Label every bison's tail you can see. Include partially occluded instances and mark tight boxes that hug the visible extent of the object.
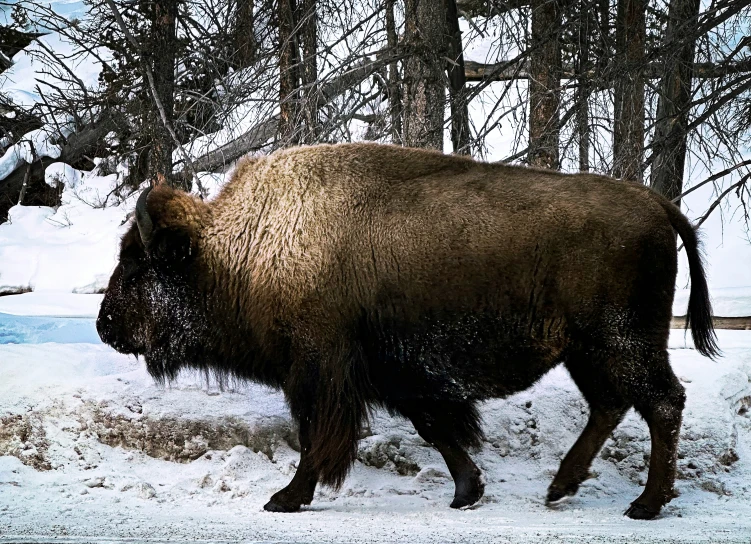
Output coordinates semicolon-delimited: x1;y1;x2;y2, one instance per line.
655;196;720;359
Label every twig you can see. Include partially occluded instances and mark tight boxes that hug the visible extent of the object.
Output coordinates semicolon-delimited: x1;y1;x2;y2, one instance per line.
18;163;32;206
692;175;751;231
677;174;751;251
672;160;751;203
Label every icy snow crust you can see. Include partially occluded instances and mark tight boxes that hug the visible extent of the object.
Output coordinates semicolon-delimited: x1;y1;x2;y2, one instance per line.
0;313;99;344
1;329;751;542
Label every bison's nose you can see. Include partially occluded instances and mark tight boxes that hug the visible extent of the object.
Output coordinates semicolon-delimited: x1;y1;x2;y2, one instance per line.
96;312;113;344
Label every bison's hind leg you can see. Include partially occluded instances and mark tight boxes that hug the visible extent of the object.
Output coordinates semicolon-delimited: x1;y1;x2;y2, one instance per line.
552;344;685;520
624;349;685;520
397;399;485;509
548;353;630;505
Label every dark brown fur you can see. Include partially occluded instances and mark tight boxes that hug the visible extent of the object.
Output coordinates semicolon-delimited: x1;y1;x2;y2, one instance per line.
97;143;717;518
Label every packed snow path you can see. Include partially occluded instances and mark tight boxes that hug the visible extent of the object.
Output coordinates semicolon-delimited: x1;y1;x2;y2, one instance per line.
1;319;751;542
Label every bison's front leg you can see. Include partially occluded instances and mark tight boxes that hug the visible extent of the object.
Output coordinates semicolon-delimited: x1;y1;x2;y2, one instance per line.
264;420;318;512
398;400;485;509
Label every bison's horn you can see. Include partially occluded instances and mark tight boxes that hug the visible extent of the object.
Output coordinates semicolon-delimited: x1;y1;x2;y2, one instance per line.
135;186;154;247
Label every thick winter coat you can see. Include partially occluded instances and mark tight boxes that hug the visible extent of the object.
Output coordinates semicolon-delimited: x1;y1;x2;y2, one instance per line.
97;143;717;519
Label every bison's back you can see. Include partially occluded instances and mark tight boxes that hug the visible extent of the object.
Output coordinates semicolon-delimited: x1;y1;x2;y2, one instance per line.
318;151;676;326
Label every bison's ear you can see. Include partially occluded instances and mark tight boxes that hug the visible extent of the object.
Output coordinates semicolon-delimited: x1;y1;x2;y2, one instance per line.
149;226;196;265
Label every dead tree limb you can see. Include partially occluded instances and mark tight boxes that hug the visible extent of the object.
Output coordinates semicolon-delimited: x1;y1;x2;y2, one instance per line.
0;27;48;74
463;58;751;82
190;55;403;174
0;113;118;223
456;0;529;18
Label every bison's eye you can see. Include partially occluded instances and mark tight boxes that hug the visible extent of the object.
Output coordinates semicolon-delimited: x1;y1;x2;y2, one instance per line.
121;259;141;283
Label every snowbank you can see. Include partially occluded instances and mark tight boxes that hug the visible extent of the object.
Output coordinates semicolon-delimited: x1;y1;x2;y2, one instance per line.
674;287;751;317
0;165;133;295
0;126;69;181
0;292;102;317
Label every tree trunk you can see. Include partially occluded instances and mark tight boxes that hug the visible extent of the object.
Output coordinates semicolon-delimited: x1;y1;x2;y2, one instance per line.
612;0;645;181
403;0;447;150
576;0;591;172
528;0;561;169
385;0;402;144
650;0;701;203
232;0;256;69
277;0;317;145
300;0;318;142
599;0;610;67
144;0;179;184
278;0;300;145
446;0;472;155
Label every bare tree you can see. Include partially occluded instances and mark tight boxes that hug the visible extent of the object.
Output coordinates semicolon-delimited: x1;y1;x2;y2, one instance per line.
143;0;181;184
650;0;700;202
385;0;403;143
446;0;472;154
612;0;645;181
231;0;256;69
574;0;592;172
403;0;447;150
278;0;319;146
528;0;562;169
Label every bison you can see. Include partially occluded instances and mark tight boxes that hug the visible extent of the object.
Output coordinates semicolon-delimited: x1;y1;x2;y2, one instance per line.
97;143;718;519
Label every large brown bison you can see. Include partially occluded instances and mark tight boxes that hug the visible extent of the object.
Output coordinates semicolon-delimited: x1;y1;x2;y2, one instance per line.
97;143;718;519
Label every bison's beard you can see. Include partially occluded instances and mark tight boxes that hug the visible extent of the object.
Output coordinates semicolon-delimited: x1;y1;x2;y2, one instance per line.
101;269;215;384
140;294;216;384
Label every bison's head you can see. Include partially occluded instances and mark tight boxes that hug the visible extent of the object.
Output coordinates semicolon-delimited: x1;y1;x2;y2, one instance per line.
97;185;212;381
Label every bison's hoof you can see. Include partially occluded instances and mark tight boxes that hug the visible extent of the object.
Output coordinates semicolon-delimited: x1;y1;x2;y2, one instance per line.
545;488;571;506
450;496;475;509
450;475;484;509
263;499;301;513
545;483;578;505
624;502;659;520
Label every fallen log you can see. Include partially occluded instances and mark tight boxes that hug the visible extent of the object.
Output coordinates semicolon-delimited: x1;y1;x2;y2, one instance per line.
188;56;398;174
671;316;751;330
0;113;118;223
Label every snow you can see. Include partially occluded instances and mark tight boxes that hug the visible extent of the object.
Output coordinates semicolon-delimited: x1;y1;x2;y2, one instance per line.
0;126;68;181
674;287;751;317
0;167;135;295
0;292;102;317
1;322;751;542
0;313;99;344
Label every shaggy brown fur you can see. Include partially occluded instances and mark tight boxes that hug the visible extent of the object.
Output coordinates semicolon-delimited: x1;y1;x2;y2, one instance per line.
97;142;717;519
